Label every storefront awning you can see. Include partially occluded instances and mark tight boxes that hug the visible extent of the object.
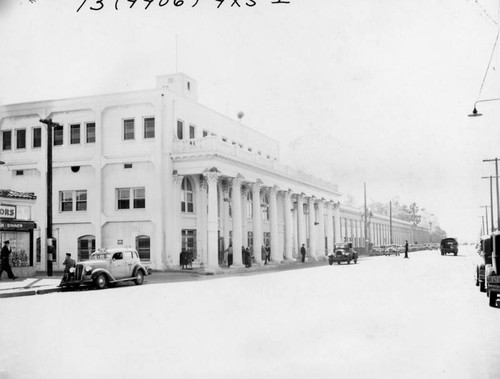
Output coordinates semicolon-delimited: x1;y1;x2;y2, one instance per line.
0;220;37;231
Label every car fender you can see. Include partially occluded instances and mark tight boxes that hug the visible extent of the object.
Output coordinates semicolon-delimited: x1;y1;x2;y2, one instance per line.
133;264;148;277
91;268;116;283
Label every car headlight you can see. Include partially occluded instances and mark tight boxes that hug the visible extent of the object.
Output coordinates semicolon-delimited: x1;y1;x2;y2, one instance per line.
84;266;92;274
69;267;76;273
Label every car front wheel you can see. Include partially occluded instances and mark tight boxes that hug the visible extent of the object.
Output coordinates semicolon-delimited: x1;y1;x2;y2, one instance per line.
135;270;144;285
489;291;497;307
94;273;107;289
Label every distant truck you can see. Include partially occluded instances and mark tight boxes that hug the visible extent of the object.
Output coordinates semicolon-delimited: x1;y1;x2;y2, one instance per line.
440;238;458;256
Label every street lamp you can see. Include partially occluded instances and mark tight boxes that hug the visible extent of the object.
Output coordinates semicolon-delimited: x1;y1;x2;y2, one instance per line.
467;97;500;117
39;118;62;276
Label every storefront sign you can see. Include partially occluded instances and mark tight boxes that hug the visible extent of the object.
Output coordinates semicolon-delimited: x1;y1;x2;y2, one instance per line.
0;220;36;231
0;204;16;219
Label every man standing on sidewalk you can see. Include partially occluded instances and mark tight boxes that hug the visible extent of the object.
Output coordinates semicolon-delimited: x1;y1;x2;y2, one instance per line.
301;243;306;263
404;240;409;259
0;241;18;280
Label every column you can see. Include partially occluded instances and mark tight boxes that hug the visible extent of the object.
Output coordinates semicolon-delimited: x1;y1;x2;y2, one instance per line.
199;178;208;264
283;190;294;260
241;186;249;248
252;181;263;264
269;185;280;262
203;169;221;273
334;202;341;244
172;174;184;267
222;182;230;253
317;199;326;259
326;202;334;256
296;194;306;255
231;174;244;266
308;196;317;260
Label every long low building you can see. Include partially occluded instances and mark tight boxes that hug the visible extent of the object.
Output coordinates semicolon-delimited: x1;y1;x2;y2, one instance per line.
0;73;430;275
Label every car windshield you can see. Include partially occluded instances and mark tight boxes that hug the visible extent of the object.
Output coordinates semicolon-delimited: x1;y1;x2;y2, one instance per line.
335;243;348;249
90;252;110;260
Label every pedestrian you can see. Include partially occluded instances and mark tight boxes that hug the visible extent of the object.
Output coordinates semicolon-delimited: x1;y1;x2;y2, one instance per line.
60;252;76;286
180;249;187;269
225;244;233;268
223;246;229;266
0;241;18;280
404;240;409;259
301;243;306;263
261;245;267;263
265;245;271;265
245;247;252;268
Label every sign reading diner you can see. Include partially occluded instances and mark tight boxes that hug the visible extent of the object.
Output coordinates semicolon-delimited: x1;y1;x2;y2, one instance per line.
0;204;16;219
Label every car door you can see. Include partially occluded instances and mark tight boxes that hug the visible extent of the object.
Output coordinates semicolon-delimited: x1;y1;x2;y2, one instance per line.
111;252;126;279
123;250;136;278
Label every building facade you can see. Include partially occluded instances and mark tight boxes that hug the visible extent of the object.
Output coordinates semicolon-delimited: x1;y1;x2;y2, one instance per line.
0;73;430;274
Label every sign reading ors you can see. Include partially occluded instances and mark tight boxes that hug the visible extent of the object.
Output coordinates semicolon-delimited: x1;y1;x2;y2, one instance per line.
0;204;16;219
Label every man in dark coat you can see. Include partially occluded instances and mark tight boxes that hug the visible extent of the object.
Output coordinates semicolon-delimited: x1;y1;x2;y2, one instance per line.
60;252;76;286
301;243;306;263
0;241;18;280
404;240;409;259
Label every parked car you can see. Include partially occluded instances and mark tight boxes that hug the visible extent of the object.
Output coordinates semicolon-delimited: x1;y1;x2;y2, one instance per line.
476;235;491;293
328;242;358;265
486;231;500;307
60;248;149;290
440;238;458;256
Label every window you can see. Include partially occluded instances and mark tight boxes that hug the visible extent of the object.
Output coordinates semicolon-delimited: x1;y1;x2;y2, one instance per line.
189;125;195;139
36;237;41;263
33;127;41;148
182;229;197;260
86;122;96;143
177;120;184;139
60;190;87;212
16;129;26;149
247;191;253;218
53;124;63;146
203;130;208;137
123;119;135;140
144;117;155;139
117;187;146;210
136;235;151;261
247;231;253;248
70;124;81;144
2;130;11;150
78;235;95;261
181;177;194;213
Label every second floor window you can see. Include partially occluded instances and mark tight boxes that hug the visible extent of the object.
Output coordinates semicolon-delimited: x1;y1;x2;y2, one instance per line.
177;120;184;140
117;187;146;209
16;129;26;149
33;127;41;148
144;117;155;139
2;131;12;150
53;124;63;146
123;119;135;140
60;190;87;212
70;124;80;144
86;122;96;143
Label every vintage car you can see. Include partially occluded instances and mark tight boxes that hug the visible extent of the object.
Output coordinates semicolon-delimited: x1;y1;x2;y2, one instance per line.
476;235;491;293
486;231;500;307
328;242;358;265
60;248;148;290
440;238;458;256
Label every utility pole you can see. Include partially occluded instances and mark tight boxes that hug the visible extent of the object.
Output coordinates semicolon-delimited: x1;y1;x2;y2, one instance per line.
480;205;490;234
39;118;61;276
481;175;499;232
483;158;500;231
364;183;368;255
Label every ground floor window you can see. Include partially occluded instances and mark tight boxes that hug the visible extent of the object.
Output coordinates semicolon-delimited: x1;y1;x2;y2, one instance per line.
136;235;151;261
247;231;253;248
263;232;270;248
182;229;197;260
78;235;95;261
0;231;32;267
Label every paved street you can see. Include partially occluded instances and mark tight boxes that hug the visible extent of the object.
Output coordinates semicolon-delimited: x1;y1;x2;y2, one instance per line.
0;245;498;379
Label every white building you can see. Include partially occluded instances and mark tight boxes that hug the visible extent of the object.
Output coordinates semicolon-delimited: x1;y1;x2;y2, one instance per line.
0;73;428;275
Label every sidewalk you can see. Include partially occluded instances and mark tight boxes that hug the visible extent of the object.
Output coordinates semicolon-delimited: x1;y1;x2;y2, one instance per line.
0;275;63;298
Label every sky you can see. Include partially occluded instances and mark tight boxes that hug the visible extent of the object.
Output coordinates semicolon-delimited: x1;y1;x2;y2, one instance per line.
1;0;500;241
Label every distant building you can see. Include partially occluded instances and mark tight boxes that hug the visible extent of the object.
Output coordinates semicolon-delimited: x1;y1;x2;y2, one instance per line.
0;73;429;275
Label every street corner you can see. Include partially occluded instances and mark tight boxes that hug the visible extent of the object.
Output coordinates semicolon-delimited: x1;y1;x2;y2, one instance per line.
0;277;62;298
